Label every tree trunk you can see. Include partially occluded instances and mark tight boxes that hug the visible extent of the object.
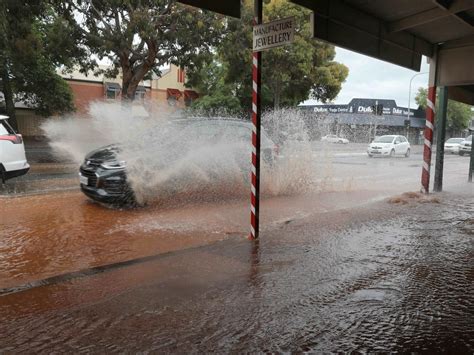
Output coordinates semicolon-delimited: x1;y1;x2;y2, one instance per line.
121;64;134;102
1;65;17;130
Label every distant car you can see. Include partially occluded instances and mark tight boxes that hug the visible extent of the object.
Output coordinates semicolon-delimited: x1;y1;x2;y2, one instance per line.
79;118;280;206
444;138;464;154
459;135;472;156
0;115;29;183
321;134;349;144
367;135;410;158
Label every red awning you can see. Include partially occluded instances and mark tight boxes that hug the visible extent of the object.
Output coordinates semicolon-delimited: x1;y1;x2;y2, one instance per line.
167;88;182;99
184;90;199;100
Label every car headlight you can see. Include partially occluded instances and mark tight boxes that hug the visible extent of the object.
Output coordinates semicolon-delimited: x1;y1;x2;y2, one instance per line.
100;160;126;169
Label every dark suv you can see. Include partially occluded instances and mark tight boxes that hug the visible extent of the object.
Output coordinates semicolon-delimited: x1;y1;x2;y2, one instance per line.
79;118;279;205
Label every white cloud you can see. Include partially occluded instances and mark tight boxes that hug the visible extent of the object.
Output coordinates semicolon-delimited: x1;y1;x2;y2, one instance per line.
302;47;430;108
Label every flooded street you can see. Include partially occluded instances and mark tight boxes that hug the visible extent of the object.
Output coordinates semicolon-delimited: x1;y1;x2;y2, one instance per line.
1;147;473;352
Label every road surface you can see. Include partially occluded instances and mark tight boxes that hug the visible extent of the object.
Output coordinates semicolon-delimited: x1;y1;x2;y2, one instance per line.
0;143;473;352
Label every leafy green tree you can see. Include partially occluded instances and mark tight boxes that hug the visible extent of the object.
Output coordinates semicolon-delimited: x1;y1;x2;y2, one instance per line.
215;0;348;110
415;87;473;134
57;0;225;101
0;0;76;129
187;60;242;114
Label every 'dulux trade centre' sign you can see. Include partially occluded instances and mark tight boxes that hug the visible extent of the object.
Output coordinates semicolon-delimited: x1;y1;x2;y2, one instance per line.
253;17;295;52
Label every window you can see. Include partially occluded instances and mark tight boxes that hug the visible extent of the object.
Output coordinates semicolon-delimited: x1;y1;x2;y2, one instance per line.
167;88;182;106
177;68;185;83
106;89;117;99
135;86;147;101
374;136;395;143
0;121;9;135
104;82;121;100
184;90;199;107
0;119;15;135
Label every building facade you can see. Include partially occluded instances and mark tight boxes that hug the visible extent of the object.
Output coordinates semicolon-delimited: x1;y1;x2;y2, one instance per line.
300;98;427;143
61;64;199;115
0;64;200;137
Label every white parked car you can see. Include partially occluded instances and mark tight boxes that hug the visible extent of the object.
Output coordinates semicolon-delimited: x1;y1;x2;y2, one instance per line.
367;135;410;158
459;135;472;156
444;137;465;154
0;115;29;183
321;134;349;144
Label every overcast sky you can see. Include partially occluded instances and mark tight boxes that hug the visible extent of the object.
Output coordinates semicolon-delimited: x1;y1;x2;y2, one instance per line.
302;47;430;109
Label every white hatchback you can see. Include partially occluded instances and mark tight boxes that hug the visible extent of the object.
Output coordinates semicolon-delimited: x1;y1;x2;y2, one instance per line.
367;135;410;158
0;115;29;183
444;137;464;154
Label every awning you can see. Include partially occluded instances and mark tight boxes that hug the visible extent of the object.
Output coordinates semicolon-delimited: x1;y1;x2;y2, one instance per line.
184;90;199;100
167;88;182;99
104;82;121;92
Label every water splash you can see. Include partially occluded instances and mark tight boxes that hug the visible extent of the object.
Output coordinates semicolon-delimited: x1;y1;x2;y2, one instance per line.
42;102;339;205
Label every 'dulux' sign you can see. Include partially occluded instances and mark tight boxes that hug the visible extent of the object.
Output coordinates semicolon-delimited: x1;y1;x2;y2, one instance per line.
253;17;295;52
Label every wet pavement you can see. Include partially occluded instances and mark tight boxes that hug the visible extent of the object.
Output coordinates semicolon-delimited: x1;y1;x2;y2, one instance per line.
0;143;473;352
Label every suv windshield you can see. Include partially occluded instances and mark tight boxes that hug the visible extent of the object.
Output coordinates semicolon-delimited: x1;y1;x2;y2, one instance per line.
374;136;394;143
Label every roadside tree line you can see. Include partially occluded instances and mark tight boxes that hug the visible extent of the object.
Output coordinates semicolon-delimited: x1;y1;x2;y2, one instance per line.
0;0;348;129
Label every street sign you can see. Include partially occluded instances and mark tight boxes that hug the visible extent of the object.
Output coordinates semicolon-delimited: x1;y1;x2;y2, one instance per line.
253;17;295;52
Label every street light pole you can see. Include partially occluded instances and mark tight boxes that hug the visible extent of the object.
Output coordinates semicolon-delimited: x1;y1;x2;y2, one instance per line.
407;72;428;142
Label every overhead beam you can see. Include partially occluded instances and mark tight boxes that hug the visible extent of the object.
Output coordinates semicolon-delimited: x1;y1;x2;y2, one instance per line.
292;0;433;70
388;0;474;32
441;33;474;49
177;0;241;18
448;85;474;105
433;0;474;29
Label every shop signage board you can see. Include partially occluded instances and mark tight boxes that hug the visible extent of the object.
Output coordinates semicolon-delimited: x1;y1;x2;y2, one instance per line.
253;17;295;52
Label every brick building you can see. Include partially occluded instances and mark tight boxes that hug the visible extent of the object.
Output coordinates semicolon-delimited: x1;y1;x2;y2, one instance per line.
1;64;199;137
61;64;199;114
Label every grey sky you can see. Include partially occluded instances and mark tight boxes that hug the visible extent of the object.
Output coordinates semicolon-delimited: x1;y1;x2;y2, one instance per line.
302;47;430;108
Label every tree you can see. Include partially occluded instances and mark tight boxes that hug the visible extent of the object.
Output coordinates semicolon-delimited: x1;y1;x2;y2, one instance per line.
0;0;77;129
415;87;473;133
57;0;225;101
214;0;348;110
186;60;242;114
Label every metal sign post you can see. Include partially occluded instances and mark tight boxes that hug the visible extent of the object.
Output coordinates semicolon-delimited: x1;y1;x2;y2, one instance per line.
249;7;295;240
249;0;262;240
421;49;438;194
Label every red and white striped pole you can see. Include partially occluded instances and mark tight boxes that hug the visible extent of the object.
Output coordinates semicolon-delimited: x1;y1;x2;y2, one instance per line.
421;50;438;194
249;0;262;240
421;86;436;193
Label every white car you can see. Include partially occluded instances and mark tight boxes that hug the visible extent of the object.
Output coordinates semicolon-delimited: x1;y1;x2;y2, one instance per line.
444;137;464;154
321;134;349;144
367;135;410;158
459;135;472;156
0;115;29;183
